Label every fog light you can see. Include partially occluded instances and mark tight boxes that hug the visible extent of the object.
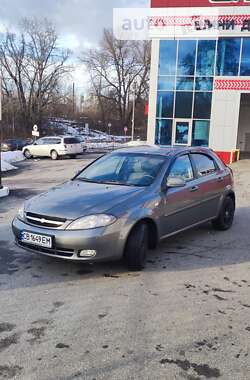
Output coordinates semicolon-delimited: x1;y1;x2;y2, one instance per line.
78;250;96;258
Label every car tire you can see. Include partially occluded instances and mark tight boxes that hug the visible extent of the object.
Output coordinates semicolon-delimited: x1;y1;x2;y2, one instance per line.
24;149;32;159
51;150;58;160
212;196;235;231
125;222;148;271
70;154;77;159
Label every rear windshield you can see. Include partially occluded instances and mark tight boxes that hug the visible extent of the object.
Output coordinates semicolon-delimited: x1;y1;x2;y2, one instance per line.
64;138;79;144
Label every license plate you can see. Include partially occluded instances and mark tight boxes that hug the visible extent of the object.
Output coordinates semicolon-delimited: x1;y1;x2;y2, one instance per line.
20;231;52;248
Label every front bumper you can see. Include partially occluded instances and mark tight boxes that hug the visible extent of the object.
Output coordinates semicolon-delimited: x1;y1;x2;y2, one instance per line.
12;217;125;262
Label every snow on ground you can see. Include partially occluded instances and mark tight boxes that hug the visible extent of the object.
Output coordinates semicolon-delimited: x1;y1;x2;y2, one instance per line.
47;117;130;143
1;151;25;172
86;142;123;151
66;126;79;136
2;161;16;172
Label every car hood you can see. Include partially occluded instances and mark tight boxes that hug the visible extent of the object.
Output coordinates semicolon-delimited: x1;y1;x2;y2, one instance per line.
25;180;144;220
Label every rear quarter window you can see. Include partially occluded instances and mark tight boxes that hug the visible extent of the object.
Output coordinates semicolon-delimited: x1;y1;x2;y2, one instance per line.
64;138;79;144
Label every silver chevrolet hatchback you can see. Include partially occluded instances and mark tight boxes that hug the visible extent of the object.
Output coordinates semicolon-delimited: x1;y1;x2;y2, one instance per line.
12;146;235;270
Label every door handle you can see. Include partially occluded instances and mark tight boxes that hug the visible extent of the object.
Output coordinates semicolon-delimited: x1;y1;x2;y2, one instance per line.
190;185;199;192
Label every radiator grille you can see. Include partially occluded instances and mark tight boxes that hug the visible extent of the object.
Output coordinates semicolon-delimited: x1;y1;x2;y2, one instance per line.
26;212;66;228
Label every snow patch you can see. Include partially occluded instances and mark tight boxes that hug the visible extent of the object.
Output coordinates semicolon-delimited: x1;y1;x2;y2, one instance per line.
1;151;25;172
86;142;123;151
2;161;16;172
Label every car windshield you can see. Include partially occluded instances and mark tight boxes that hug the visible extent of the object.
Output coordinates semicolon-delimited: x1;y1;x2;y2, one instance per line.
75;153;166;187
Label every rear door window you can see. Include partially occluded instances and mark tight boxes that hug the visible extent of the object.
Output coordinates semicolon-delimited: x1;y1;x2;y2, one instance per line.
49;138;61;144
64;138;79;144
191;153;217;177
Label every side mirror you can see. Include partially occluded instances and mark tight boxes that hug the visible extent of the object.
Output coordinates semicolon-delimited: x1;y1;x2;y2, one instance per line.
166;176;186;188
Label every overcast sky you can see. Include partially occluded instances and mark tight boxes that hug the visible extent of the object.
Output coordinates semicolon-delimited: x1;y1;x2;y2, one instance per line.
0;0;149;49
0;0;149;94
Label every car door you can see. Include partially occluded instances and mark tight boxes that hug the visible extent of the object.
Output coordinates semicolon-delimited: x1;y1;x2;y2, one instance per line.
29;138;45;156
159;154;203;237
45;138;60;157
39;138;51;156
190;152;226;220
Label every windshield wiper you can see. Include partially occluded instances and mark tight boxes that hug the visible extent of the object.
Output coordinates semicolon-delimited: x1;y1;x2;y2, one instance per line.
97;180;138;187
76;178;139;187
76;177;101;184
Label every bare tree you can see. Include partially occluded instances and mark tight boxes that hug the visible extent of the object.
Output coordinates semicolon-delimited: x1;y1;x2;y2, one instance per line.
82;29;151;130
0;17;72;133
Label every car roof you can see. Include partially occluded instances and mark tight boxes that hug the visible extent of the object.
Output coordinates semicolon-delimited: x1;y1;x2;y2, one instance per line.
4;138;24;141
41;136;77;139
41;136;63;138
115;145;213;158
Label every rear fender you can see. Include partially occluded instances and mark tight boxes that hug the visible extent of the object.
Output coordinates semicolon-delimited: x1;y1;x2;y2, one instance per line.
217;189;236;217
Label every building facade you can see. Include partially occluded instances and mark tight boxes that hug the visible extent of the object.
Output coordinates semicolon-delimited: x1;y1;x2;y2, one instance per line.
147;0;250;163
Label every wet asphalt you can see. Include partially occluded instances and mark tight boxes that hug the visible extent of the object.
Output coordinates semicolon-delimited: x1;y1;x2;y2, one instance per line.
0;155;249;380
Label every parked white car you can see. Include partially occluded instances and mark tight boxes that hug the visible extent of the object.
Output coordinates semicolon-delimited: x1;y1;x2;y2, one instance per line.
22;136;83;160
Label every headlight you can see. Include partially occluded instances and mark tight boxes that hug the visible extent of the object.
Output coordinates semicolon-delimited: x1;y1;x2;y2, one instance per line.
17;205;25;221
66;214;116;230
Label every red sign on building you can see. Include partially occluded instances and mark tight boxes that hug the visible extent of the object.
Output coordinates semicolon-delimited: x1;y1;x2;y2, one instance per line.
214;79;250;90
151;0;250;8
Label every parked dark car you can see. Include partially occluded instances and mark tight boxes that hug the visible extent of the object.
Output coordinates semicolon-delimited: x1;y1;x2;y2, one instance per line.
12;146;235;271
1;138;31;152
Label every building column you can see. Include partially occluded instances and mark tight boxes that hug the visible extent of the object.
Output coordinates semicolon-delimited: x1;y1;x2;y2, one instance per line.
209;87;241;153
147;39;160;145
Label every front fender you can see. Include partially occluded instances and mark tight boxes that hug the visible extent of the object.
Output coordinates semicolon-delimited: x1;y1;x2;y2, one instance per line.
118;207;159;250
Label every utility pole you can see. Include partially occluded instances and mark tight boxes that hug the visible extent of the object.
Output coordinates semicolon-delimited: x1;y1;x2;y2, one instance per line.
72;82;75;116
0;77;2;190
131;81;137;141
108;123;112;137
0;76;9;197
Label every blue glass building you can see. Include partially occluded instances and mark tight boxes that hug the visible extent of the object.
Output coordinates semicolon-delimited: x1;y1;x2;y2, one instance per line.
148;2;250;163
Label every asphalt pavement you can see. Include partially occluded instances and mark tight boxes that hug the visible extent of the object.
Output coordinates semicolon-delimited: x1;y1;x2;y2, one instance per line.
0;155;249;380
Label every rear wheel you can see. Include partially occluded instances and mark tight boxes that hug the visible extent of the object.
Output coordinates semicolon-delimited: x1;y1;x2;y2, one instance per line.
212;196;235;231
51;150;58;160
124;222;148;271
24;149;32;159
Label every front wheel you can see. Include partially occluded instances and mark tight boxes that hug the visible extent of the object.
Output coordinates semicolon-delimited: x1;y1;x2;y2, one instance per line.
51;150;58;160
124;223;148;271
212;196;235;231
24;149;32;159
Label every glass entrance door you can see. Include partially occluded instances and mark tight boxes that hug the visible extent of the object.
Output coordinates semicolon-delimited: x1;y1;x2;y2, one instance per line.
173;119;192;146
